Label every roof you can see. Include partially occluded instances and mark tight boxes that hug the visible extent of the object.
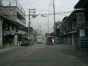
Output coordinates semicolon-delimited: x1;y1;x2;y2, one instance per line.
74;0;82;8
62;9;85;29
74;0;88;8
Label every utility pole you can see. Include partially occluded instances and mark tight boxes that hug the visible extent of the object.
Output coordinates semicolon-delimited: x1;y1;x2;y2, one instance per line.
53;0;56;44
48;18;49;34
28;9;35;41
0;0;2;49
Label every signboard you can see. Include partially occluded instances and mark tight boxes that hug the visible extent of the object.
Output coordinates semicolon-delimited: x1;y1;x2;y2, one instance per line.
80;37;88;48
2;30;10;34
10;30;14;35
79;30;85;37
76;13;85;25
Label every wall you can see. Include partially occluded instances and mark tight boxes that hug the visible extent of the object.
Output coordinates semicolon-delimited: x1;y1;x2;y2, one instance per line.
2;7;17;21
2;7;26;27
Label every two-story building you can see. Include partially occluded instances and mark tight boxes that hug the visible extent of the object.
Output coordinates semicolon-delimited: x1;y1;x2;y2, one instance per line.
61;0;88;49
0;0;26;48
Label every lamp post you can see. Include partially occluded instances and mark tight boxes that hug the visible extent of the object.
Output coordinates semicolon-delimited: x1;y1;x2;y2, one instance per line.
53;0;56;44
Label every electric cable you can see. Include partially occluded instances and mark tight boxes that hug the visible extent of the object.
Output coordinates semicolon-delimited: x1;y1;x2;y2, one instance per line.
24;0;44;7
56;0;64;21
47;0;52;33
1;11;72;16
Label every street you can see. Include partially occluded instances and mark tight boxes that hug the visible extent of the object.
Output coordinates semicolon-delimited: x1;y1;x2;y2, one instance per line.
0;40;88;66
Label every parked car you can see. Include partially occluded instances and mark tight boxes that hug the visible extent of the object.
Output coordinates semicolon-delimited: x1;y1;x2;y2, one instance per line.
20;39;29;46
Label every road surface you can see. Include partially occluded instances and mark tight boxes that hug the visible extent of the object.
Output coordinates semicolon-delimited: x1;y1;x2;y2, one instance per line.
0;40;88;66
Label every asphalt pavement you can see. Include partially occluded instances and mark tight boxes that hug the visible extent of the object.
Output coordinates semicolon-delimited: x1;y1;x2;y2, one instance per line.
0;41;88;66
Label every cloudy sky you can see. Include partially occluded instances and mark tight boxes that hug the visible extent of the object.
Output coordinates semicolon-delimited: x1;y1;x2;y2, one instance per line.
4;0;79;35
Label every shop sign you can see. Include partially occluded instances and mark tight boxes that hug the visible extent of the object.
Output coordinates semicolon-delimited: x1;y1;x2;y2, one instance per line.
10;30;14;35
2;30;10;34
76;13;85;25
79;30;85;37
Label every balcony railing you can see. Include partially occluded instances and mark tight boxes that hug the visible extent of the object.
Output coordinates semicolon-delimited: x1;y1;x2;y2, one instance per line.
2;0;25;15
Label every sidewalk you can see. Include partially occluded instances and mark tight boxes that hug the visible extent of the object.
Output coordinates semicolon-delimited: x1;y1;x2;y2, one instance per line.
0;45;20;53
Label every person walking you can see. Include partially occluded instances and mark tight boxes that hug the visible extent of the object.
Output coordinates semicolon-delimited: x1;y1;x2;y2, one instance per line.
52;38;55;45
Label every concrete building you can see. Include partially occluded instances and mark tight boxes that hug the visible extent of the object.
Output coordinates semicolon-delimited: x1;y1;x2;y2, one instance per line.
61;0;88;49
0;0;26;48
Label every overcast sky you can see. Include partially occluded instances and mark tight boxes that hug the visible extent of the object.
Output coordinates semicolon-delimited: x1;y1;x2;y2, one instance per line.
17;0;79;35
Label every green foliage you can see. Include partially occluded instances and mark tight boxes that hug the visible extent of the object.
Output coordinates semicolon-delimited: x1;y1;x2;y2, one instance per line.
56;21;63;37
2;38;7;45
8;38;13;45
2;37;13;46
56;21;63;27
49;21;63;37
2;38;7;47
49;32;54;36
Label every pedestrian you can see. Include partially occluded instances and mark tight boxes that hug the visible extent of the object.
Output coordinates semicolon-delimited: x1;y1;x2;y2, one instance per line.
52;38;55;45
52;38;54;43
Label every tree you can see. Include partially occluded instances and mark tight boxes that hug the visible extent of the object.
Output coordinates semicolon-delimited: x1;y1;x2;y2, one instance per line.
2;38;7;47
49;32;54;36
49;21;63;37
8;38;13;45
56;21;63;37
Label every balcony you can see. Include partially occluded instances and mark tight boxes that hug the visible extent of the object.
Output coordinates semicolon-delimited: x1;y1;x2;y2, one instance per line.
17;18;25;27
2;0;25;15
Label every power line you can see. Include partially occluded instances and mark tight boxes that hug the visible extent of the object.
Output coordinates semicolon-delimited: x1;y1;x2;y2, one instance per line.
56;0;64;21
23;8;64;12
1;11;72;16
60;0;64;12
33;11;72;15
24;0;44;7
47;0;52;33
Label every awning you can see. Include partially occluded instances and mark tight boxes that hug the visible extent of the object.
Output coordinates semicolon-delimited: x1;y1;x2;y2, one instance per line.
14;32;22;35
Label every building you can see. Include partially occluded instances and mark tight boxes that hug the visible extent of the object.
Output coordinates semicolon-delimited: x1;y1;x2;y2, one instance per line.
61;0;88;49
0;0;26;48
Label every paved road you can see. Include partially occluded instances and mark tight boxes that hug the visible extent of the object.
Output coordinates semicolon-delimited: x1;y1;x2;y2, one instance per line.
0;41;88;66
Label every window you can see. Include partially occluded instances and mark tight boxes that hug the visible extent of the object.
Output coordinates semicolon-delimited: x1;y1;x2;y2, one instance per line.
73;19;77;27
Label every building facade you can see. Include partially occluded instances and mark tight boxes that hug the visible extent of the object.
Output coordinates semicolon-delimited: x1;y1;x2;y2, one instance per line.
61;0;88;49
0;0;26;48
